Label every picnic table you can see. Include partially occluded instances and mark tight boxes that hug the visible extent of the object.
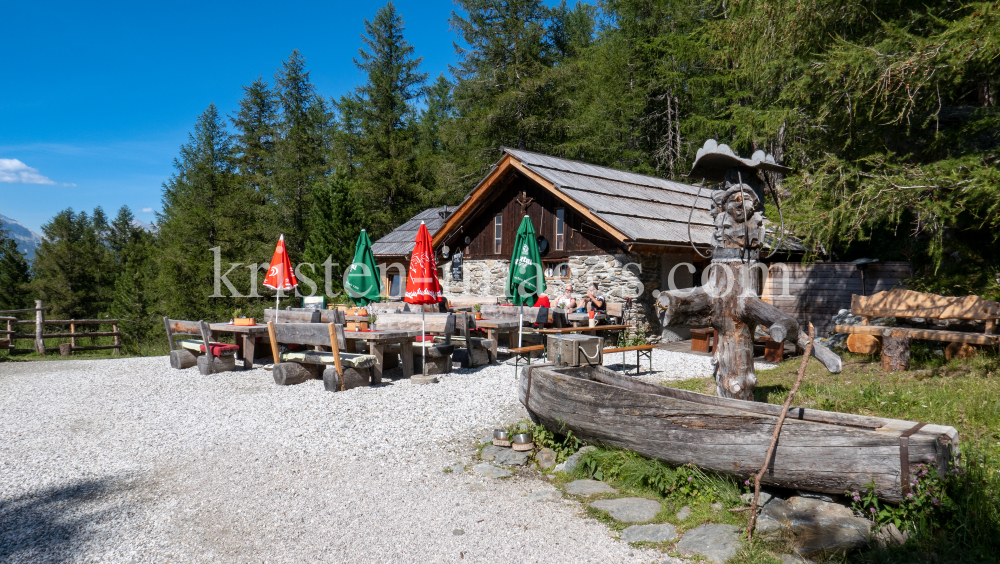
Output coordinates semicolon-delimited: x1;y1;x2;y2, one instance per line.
536;324;631;336
209;322;270;370
473;319;525;360
343;329;419;384
566;313;608;326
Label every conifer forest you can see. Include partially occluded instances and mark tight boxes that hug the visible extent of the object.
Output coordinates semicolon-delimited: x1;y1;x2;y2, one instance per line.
2;0;998;353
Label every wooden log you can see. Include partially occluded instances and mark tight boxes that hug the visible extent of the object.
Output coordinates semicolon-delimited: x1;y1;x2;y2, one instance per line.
797;333;843;373
197;354;237;375
70;321;76;349
35;300;44;356
847;334;881;354
834;324;998;346
709;264;757;400
271;362;320;385
10;318;116;325
59;343;72;356
413;353;452;375
881;329;911;372
741;296;799;344
70;345;123;351
656;287;713;328
170;349;199;369
322;366;371;391
0;339;9;349
13;331;120;339
113;322;119;356
944;342;978;360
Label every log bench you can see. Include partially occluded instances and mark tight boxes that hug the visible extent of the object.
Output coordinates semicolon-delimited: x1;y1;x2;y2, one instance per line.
835;289;1000;372
374;313;457;376
603;344;655;375
436;313;494;368
163;318;238;375
266;322;378;390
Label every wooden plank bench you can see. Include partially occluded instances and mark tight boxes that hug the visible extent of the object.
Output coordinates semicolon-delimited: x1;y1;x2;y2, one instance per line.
375;313;457;375
435;312;494;368
163;318;239;375
835;289;1000;371
510;344;545;371
266;321;378;390
603;344;656;375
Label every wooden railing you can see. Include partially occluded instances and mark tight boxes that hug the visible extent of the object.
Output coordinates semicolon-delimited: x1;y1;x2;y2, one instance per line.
0;300;120;356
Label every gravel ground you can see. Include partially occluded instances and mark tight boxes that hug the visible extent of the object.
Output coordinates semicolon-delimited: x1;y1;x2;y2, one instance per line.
0;349;766;563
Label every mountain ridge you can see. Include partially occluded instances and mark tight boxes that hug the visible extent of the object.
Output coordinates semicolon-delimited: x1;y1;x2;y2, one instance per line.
0;214;44;261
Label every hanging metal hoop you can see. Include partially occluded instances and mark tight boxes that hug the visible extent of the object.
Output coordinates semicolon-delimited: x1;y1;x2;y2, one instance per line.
687;180;713;259
762;172;787;259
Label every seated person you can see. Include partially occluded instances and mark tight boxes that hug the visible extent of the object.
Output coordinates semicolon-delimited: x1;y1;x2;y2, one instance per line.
584;284;606;313
554;285;577;310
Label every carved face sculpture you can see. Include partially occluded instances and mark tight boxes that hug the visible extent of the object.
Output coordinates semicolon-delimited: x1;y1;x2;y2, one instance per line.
711;183;764;250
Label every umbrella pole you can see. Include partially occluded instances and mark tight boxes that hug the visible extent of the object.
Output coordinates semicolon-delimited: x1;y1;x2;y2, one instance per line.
422;309;426;376
519;305;523;348
275;293;280;323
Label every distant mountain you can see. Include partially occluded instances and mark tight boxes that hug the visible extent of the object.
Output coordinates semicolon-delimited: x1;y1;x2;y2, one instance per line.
131;218;156;233
0;214;44;261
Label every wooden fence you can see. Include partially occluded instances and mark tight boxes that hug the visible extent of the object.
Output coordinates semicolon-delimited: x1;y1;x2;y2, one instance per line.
0;300;121;356
761;262;912;337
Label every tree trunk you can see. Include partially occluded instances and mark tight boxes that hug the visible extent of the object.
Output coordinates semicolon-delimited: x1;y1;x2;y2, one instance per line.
169;349;198;369
272;362;320;385
881;329;911;372
710;263;758;400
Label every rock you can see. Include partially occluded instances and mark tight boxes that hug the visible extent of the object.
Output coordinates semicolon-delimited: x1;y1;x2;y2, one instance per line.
675;524;742;564
711;502;724;512
875;523;908;547
526;490;559;502
445;464;464;473
755;496;871;557
535;447;557;470
675;506;692;520
590;497;661;522
480;434;493;444
480;445;530;466
472;463;511;479
795;490;835;503
621;523;678;543
740;492;773;507
453;529;464;536
553;445;596;474
565;479;617;496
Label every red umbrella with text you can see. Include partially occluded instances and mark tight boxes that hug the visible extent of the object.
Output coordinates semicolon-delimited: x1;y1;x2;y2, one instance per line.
263;235;298;323
404;222;443;383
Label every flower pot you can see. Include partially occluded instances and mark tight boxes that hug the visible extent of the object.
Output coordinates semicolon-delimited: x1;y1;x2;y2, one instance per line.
475;312;483;320
234;317;255;326
359;308;369;316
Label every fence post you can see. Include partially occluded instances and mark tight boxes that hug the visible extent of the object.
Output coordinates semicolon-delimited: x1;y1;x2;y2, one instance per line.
112;321;120;355
70;320;76;350
35;300;45;355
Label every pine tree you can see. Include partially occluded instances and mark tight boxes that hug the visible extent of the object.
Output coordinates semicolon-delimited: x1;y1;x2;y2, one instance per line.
415;75;466;207
157;104;240;320
350;2;428;236
108;206;155;352
0;227;32;311
303;173;360;295
231;77;278;261
272;50;330;257
30;209;105;319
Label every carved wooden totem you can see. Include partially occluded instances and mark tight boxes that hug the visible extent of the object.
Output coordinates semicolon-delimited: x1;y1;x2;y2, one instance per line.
657;140;841;400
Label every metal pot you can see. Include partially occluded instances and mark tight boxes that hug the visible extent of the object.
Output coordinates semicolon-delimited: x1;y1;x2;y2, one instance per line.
512;433;533;445
493;430;509;441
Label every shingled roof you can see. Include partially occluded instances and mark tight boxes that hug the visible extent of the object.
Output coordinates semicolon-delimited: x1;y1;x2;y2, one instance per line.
371;207;452;257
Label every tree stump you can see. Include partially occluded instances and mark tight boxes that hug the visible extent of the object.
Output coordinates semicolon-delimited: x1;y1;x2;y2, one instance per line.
197;354;237;375
170;349;198;369
880;329;911;372
59;343;72;356
271;362;320;385
945;342;977;361
322;366;371;391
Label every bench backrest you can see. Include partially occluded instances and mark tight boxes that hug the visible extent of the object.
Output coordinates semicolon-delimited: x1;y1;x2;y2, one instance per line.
606;302;624;319
478;305;548;324
162;317;215;358
375;313;455;334
268;322;345;347
851;289;1000;320
263;309;321;324
314;309;347;324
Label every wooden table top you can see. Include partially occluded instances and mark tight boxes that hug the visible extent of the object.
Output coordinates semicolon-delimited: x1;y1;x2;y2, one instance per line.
536;324;631;335
566;313;608;322
473;319;522;329
209;322;269;333
343;329;420;342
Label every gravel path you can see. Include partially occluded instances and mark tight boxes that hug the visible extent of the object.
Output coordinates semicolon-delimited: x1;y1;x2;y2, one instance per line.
0;349;768;562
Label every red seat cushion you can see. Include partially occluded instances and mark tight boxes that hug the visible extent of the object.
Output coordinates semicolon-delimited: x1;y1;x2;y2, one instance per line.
200;343;239;355
414;335;435;342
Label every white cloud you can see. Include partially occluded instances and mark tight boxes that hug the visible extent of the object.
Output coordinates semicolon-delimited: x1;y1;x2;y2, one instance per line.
140;207;153;213
0;158;60;185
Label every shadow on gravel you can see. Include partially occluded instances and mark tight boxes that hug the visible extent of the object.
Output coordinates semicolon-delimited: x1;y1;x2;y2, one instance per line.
0;477;131;563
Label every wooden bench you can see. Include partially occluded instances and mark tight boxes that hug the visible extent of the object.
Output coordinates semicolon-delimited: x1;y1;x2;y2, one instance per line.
510;344;545;371
835;289;1000;371
436;312;494;368
603;344;656;375
163;318;239;375
266;322;378;390
376;313;457;375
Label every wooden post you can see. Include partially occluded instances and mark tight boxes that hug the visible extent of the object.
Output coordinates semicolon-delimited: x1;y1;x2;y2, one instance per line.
881;328;911;372
70;320;76;350
35;300;44;355
112;321;120;355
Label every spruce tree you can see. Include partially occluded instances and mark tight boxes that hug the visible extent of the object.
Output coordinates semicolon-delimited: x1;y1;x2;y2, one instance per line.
231;77;278;261
303;173;360;295
0;227;32;311
350;2;428;236
108;206;155;352
30;209;104;319
272;50;330;257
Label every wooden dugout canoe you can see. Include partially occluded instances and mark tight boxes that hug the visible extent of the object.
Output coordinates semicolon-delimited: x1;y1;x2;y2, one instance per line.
519;364;959;502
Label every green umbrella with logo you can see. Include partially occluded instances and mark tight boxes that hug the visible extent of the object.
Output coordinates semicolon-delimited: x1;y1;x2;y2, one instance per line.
505;216;546;347
345;229;382;307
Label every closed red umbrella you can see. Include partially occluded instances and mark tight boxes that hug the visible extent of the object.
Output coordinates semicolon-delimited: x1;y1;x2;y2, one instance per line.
404;222;442;381
263;234;298;322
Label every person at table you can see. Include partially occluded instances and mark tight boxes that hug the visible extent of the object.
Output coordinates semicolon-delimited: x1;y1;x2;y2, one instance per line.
554;285;577;310
584;284;606;313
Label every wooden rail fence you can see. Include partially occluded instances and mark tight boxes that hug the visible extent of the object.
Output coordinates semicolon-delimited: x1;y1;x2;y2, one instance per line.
0;300;120;356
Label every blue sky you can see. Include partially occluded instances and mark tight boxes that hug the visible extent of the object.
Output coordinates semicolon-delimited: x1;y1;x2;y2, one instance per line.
0;0;469;233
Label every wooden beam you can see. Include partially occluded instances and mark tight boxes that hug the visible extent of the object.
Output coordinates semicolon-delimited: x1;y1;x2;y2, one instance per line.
835;325;998;345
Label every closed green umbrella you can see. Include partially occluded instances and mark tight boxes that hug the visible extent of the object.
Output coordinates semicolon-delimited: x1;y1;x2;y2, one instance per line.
345;229;382;307
505;216;546;347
